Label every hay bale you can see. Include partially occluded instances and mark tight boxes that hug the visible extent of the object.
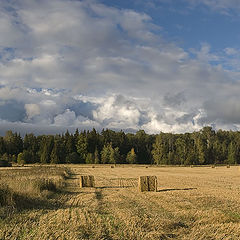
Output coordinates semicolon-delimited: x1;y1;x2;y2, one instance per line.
79;175;95;188
227;165;230;168
138;176;157;192
148;176;157;191
139;176;148;192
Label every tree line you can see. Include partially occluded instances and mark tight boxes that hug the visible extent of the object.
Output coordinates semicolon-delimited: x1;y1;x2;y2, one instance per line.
0;127;240;165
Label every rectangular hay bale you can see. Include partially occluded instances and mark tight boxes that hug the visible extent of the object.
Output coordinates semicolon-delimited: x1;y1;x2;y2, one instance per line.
79;175;95;188
138;176;157;192
148;176;157;191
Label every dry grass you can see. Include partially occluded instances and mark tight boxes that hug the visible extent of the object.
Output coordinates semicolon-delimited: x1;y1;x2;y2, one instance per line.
1;165;240;239
0;166;69;214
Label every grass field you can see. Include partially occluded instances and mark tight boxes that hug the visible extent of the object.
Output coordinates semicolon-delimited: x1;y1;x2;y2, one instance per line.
1;165;240;239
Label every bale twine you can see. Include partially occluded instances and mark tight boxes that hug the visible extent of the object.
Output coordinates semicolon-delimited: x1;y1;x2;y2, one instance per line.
79;175;95;188
138;176;157;192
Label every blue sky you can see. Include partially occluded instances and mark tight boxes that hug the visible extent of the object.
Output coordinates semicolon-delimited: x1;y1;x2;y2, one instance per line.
0;0;240;135
99;0;240;51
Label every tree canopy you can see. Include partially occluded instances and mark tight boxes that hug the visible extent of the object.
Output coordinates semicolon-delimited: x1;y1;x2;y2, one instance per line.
0;127;240;165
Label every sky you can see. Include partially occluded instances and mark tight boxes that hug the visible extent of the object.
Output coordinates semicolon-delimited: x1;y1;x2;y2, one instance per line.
1;0;240;135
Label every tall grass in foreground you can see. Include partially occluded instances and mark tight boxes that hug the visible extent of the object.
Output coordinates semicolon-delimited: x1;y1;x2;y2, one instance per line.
0;166;70;214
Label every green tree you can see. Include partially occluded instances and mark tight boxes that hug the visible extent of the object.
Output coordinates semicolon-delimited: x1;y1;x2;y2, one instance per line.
4;131;23;156
227;142;237;164
126;148;137;164
1;153;9;162
86;153;94;164
65;130;76;154
39;135;54;164
110;147;120;164
152;133;168;165
50;136;66;164
101;143;113;164
94;148;100;164
17;153;25;165
66;152;79;164
17;150;32;164
76;132;88;163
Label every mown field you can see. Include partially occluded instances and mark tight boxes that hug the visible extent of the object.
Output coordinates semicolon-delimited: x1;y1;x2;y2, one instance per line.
1;165;240;239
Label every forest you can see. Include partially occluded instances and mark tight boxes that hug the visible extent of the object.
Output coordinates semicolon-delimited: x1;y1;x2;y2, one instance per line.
0;126;240;165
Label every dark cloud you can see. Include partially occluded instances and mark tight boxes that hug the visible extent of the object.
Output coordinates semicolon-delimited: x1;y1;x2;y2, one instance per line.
203;97;240;124
163;92;186;108
0;100;25;122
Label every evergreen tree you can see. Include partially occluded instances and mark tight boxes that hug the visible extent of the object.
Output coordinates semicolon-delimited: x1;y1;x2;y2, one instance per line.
50;136;66;164
94;148;100;164
39;135;54;164
66;152;79;164
65;130;76;154
76;132;88;163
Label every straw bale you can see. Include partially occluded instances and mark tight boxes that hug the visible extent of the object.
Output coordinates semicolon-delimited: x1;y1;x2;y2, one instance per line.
79;175;95;188
139;176;157;192
148;176;157;191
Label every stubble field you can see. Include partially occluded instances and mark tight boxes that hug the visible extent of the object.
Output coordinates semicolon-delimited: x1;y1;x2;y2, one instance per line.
1;165;240;239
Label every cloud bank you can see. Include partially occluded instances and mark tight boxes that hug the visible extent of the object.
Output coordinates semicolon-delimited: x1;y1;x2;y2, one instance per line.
0;0;240;135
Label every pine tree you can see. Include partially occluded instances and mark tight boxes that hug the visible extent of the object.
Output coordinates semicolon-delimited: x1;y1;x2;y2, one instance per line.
94;148;100;164
76;132;88;163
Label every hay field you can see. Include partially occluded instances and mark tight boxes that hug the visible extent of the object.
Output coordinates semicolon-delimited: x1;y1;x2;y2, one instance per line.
1;165;240;239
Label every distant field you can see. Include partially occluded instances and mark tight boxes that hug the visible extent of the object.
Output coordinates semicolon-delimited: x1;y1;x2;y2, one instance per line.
1;165;240;239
